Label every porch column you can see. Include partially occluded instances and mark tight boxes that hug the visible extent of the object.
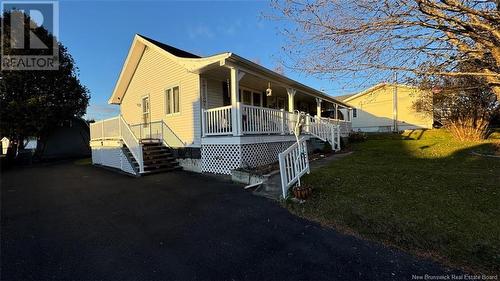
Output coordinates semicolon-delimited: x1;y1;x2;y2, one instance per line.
335;104;339;120
287;88;296;113
230;67;240;136
316;98;322;118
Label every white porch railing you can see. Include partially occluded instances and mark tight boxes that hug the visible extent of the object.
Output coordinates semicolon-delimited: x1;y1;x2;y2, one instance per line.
241;104;286;134
320;117;352;137
202;104;349;140
90;116;120;141
119;116;144;173
203;105;232;136
304;115;341;151
90;115;144;173
278;137;310;198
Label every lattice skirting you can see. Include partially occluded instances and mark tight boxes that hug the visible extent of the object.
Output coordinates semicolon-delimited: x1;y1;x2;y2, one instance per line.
201;141;297;175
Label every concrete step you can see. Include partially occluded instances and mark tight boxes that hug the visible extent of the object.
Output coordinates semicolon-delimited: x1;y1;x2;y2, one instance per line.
252;173;283;201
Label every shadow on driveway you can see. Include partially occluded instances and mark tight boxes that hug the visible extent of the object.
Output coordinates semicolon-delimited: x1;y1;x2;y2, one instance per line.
1;161;459;280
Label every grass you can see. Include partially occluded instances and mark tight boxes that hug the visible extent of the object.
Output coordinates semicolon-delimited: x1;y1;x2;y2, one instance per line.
286;129;500;274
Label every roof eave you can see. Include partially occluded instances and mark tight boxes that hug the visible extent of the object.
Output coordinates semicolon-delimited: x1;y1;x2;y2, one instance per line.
225;54;350;107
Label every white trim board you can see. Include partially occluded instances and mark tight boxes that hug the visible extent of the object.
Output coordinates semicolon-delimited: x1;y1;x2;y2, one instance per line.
201;135;310;145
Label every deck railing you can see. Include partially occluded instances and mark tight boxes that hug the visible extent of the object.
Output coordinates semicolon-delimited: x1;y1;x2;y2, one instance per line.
129;121;184;148
90;115;144;173
119;116;144;173
203;105;232;136
278;137;310;198
241;104;285;135
202;104;349;138
90;116;121;141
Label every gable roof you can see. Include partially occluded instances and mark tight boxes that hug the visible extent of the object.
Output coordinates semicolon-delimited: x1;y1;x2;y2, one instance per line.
137;35;200;58
108;34;350;107
343;83;416;103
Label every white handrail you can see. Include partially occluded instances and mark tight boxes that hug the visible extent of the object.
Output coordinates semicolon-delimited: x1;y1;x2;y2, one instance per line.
119;115;144;173
278;137;310;199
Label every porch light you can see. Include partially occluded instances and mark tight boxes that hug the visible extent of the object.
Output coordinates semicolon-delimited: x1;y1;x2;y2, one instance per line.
266;82;272;96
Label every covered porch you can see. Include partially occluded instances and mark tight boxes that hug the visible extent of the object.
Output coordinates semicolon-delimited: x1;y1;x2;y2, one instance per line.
199;63;352;138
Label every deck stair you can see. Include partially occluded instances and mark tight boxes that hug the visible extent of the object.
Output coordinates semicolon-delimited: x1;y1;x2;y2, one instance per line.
124;140;181;175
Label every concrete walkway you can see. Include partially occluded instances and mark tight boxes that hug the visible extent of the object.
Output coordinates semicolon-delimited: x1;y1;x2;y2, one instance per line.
1;161;459;280
253;152;353;200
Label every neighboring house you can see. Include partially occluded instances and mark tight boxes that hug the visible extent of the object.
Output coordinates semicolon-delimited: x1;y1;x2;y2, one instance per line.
90;34;352;178
338;83;433;132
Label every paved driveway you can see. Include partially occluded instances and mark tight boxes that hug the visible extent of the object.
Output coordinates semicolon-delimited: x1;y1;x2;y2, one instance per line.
1;161;458;281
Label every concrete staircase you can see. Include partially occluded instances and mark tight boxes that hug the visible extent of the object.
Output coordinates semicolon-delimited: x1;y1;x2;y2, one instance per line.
124;139;181;175
252;172;283;200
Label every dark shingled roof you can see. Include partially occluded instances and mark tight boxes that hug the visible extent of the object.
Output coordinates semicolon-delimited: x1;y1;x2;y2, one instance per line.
138;34;201;59
334;94;355;101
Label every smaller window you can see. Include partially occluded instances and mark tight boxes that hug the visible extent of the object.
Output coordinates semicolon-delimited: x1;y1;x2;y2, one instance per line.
353;108;357;118
165;86;180;115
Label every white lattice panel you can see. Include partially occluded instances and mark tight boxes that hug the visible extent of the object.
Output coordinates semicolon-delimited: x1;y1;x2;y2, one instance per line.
201;141;298;175
240;142;294;168
201;144;241;174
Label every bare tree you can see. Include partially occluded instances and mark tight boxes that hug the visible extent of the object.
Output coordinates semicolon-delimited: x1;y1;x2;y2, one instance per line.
270;0;500;98
413;63;499;140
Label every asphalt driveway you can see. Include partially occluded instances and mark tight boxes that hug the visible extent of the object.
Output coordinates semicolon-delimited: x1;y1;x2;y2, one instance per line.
1;161;459;281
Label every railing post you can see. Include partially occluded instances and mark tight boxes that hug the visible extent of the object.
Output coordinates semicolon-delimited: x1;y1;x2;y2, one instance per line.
280;109;285;135
278;152;287;198
336;124;341;151
201;109;206;137
305;114;310;134
236;102;242;136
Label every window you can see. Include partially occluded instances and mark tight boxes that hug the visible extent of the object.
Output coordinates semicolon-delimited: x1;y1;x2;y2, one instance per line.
165;86;180;115
142;96;150;125
352;108;357;118
239;87;262;106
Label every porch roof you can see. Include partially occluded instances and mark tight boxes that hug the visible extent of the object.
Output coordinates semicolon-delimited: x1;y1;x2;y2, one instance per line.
108;34;350;108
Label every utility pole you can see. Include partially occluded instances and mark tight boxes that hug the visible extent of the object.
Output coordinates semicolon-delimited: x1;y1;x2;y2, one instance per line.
392;72;398;132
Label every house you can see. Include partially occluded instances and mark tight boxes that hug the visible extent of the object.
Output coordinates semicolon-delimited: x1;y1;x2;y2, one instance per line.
90;34;352;178
338;83;433;132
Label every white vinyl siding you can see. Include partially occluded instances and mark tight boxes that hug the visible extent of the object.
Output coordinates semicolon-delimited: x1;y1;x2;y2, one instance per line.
204;77;225;109
120;46;201;147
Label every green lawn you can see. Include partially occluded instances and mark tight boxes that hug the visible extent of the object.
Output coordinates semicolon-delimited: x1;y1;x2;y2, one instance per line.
287;129;500;274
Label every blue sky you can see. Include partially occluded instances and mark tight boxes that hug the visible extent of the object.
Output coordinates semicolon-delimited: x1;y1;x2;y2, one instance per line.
58;0;365;120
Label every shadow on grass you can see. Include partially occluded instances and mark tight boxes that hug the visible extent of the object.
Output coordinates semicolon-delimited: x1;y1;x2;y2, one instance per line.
288;129;500;274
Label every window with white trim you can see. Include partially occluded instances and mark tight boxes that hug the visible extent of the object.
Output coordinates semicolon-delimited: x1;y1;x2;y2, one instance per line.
239;87;262;106
165;86;180;115
352;108;357;118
